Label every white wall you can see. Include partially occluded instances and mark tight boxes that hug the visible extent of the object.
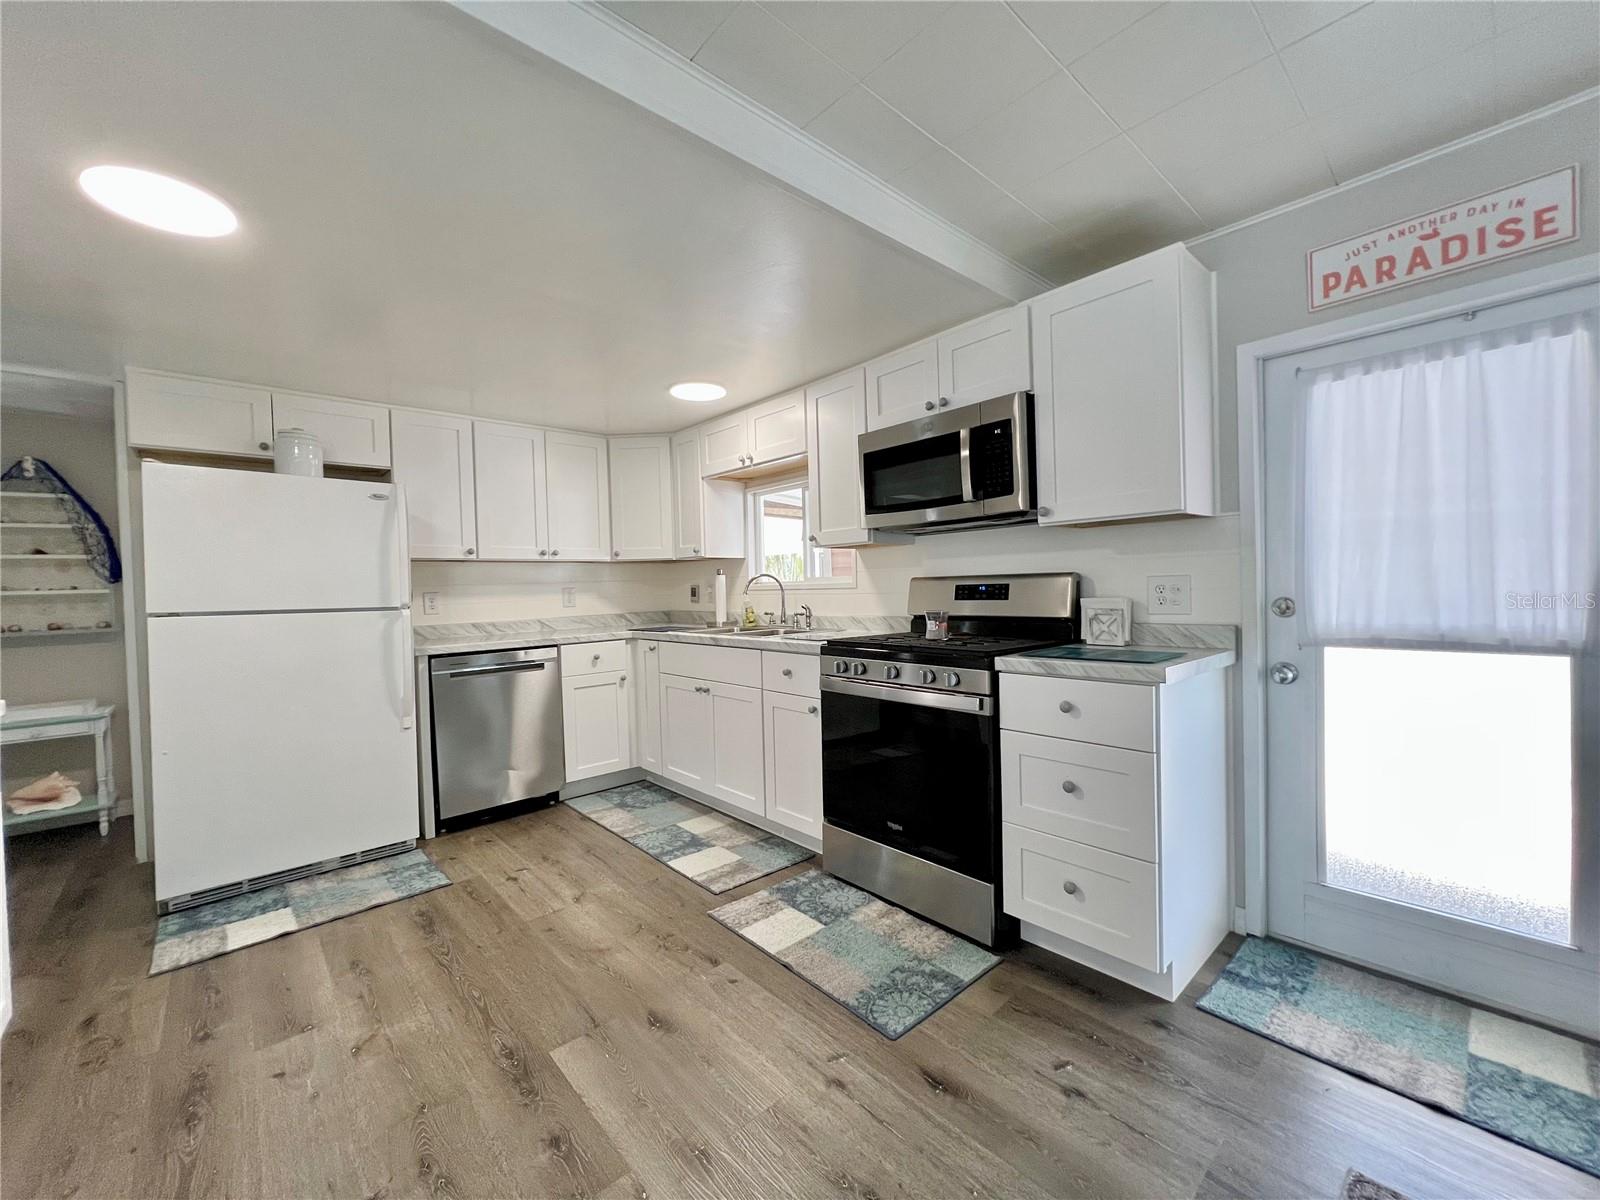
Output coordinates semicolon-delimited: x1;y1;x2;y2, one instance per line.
410;556;728;624
0;408;133;807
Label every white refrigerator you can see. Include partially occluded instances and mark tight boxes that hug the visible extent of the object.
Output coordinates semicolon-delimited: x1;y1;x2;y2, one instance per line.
142;461;418;907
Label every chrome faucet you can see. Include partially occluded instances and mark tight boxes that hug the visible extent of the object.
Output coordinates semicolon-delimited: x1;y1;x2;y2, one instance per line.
744;573;787;626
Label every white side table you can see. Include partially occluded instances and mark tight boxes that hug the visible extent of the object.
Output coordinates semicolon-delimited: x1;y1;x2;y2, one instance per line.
1;700;116;836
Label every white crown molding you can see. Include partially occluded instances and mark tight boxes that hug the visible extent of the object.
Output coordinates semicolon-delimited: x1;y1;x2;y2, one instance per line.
451;0;1050;302
1191;88;1600;249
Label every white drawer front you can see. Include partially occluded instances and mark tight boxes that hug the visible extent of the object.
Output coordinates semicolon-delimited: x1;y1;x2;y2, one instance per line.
1000;674;1155;751
658;640;763;688
1003;824;1161;972
762;651;820;697
1001;731;1157;861
560;640;629;677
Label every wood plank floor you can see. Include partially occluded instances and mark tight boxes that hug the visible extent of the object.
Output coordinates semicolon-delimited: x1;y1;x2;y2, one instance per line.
4;806;1594;1200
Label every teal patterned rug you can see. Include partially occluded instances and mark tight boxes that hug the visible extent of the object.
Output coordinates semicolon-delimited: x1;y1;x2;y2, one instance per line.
1198;937;1599;1177
149;849;449;974
711;868;999;1039
567;782;812;893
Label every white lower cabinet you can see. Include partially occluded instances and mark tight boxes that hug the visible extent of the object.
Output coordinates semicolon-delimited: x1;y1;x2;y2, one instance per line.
562;670;633;781
634;640;662;772
707;682;765;816
999;669;1228;1000
763;690;821;840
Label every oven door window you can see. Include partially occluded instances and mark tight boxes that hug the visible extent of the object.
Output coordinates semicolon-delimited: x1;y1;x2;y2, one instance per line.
821;687;996;881
861;433;964;514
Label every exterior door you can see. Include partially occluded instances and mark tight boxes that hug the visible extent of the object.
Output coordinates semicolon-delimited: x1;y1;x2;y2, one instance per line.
1262;284;1598;1036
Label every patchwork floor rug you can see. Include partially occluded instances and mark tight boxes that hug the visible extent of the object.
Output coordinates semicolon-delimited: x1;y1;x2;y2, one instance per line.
1198;937;1600;1177
710;868;999;1039
1340;1170;1410;1200
150;849;449;974
567;782;812;893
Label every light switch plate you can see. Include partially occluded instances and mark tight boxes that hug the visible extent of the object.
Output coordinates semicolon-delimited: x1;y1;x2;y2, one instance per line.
421;591;441;617
561;587;577;608
1147;575;1191;615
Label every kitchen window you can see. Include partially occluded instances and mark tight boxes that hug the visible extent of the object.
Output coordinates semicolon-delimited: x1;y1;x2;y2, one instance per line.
746;478;854;589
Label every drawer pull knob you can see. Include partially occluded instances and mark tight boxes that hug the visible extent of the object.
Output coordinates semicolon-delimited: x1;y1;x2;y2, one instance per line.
807;705;818;715
1058;700;1074;714
1061;780;1076;794
781;668;792;677
1061;881;1079;896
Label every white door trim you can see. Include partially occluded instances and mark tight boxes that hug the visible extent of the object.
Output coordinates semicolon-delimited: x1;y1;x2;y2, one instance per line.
1233;257;1600;937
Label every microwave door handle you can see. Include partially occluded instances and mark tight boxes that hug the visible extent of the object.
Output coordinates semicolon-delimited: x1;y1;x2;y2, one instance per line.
958;426;976;503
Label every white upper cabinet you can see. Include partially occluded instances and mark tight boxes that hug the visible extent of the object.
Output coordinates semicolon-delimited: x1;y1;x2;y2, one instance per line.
672;429;744;559
864;339;938;432
543;430;612;561
699;411;749;476
126;369;274;457
1032;244;1215;526
271;391;392;468
608;436;674;561
472;420;546;561
806;367;873;548
392;409;477;559
744;389;807;464
938;306;1030;407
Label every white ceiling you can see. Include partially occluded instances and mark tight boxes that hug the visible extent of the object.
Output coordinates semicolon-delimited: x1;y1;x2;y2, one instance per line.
0;2;1004;433
604;0;1600;277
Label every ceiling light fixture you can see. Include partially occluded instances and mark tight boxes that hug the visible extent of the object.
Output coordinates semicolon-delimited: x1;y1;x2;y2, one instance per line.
669;381;727;403
77;165;238;238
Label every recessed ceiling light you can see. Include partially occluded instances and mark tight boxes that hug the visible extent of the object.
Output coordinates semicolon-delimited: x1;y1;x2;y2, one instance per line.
77;165;238;238
669;382;726;403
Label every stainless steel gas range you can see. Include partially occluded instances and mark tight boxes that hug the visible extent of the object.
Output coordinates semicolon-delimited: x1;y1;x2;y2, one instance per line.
819;573;1080;946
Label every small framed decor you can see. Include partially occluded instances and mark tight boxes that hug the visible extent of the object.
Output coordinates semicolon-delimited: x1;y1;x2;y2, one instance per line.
1080;596;1133;646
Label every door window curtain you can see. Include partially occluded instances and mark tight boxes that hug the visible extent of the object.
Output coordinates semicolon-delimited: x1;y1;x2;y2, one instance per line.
1299;308;1598;652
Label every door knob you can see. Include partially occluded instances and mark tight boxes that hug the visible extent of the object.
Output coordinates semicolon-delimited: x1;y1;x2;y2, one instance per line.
1271;596;1296;618
1270;661;1300;685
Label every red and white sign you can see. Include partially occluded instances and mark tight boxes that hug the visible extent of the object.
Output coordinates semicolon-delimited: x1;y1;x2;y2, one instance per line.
1307;166;1579;311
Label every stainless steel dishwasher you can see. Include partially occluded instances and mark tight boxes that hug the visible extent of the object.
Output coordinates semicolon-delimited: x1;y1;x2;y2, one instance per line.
429;646;564;831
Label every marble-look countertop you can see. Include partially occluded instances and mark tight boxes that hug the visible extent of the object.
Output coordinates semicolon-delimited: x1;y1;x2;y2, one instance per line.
413;610;905;658
995;623;1237;685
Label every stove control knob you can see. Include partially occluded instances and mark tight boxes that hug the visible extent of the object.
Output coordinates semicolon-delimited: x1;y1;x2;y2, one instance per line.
884;665;900;680
944;672;961;688
852;662;869;676
918;668;936;685
832;660;850;675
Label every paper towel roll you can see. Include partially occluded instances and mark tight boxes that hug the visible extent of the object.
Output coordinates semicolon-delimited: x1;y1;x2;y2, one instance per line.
713;570;728;626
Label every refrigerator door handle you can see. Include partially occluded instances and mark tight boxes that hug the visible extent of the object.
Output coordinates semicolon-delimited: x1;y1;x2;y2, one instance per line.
394;483;413;606
399;607;415;730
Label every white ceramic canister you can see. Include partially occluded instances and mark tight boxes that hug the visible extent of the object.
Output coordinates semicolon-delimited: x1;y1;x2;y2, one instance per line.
273;427;324;477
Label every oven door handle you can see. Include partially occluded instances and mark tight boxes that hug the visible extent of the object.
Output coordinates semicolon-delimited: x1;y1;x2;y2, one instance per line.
822;676;990;714
958;426;976;503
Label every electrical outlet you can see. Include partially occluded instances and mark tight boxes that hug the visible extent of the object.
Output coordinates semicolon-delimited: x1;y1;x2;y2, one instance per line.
421;591;441;617
1147;575;1192;615
561;586;576;608
689;583;701;603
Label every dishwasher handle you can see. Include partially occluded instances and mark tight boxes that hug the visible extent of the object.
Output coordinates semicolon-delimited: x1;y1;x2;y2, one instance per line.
440;660;550;680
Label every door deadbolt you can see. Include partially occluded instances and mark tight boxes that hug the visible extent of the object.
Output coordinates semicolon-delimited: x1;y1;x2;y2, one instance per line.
1269;662;1300;685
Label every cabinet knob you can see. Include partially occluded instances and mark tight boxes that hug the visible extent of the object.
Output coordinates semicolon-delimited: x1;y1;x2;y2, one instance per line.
592;653;601;663
1058;700;1073;714
923;400;935;411
1061;780;1076;794
647;645;656;652
620;674;626;684
692;546;700;555
258;441;270;451
808;535;818;544
613;551;620;558
937;397;950;408
1037;507;1052;518
464;548;476;557
807;705;818;715
551;549;560;557
781;667;792;677
539;549;548;557
1061;881;1079;896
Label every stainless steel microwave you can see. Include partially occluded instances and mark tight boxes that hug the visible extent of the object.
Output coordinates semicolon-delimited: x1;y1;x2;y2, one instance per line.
859;392;1035;533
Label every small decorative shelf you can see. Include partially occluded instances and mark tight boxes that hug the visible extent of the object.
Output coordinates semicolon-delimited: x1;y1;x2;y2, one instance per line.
0;456;121;639
1;700;116;837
